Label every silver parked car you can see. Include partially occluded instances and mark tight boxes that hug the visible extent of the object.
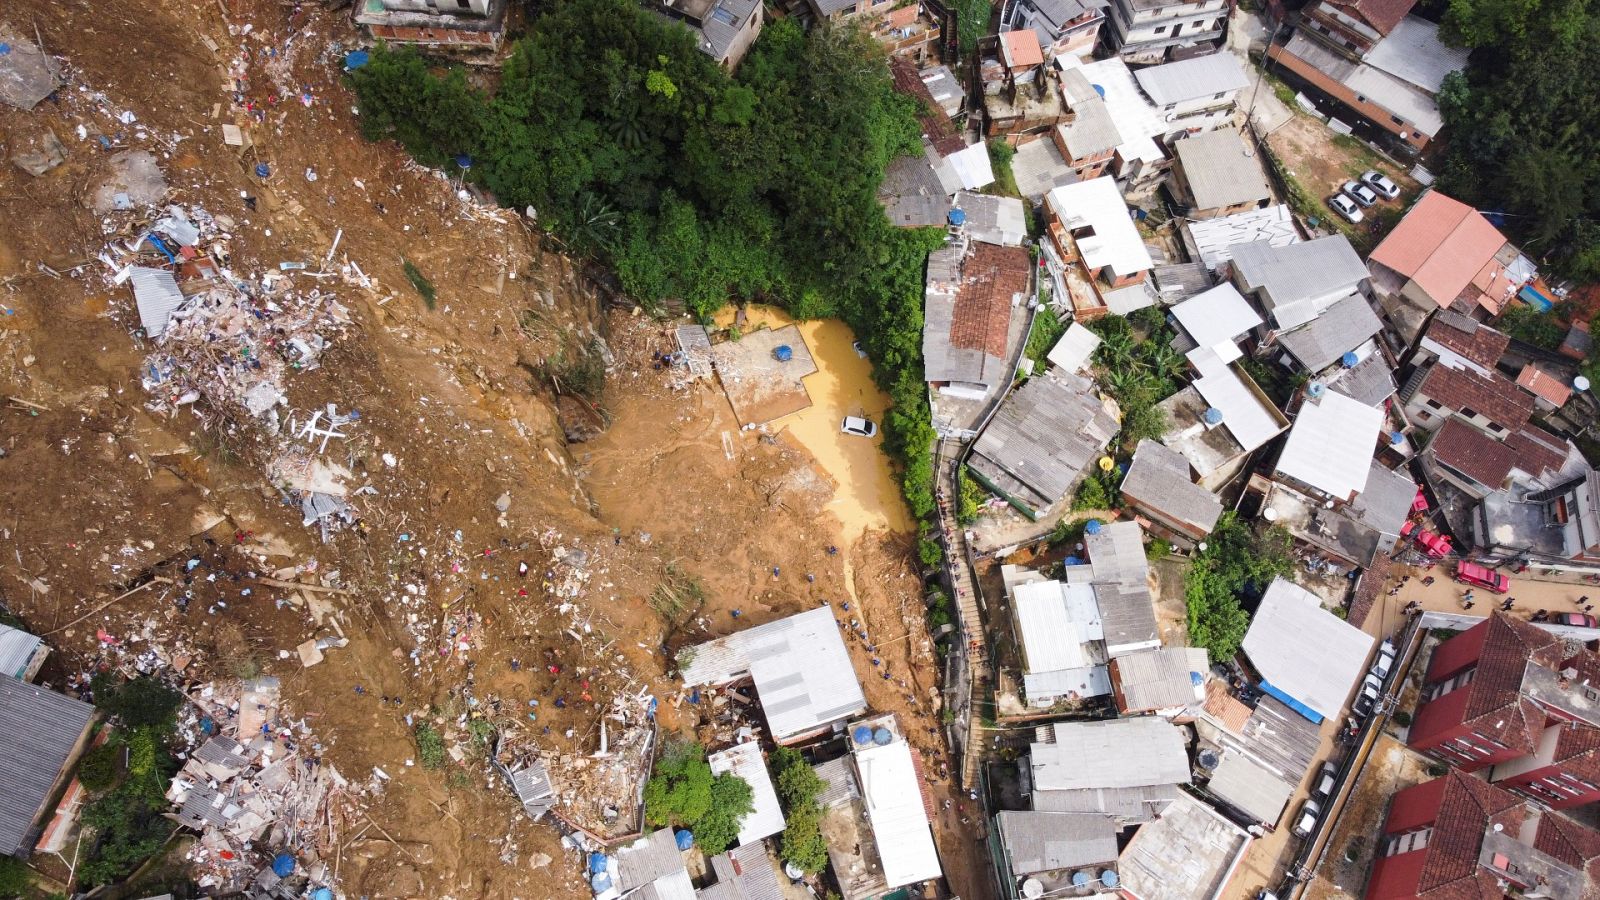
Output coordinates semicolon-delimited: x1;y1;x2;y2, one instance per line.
1328;192;1364;224
1361;169;1401;200
1342;180;1380;207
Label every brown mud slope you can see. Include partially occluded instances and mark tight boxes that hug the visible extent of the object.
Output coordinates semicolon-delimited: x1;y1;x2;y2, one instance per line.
0;0;987;897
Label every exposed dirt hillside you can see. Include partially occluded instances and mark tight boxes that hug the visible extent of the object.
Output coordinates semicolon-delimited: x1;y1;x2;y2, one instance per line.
0;1;987;897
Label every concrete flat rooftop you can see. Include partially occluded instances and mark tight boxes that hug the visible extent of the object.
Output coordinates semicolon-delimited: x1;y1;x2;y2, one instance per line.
710;324;819;426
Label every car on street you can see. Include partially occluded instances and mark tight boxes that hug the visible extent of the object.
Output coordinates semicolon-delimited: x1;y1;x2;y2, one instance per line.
840;416;878;438
1311;761;1338;801
1454;560;1510;594
1553;612;1600;628
1342;180;1380;207
1362;170;1401;200
1292;798;1323;838
1372;639;1396;680
1328;192;1364;223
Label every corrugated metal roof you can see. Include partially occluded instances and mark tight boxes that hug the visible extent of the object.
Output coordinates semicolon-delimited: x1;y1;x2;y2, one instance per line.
1046;321;1101;374
1241;578;1375;721
1135;52;1249;107
1363;16;1468;95
953;191;1028;247
0;623;44;679
1013;578;1103;673
1206;753;1294;825
997;810;1120;874
1086;520;1148;586
616;828;688;892
678;607;865;741
1112;646;1209;712
707;742;785;846
0;676;95;855
855;740;942;887
509;759;556;819
1173;128;1270;212
1328;351;1396;407
1275;294;1385;372
1023;665;1112;703
1275;389;1383;499
129;266;186;338
1033;719;1189;792
639;867;697;900
701;843;784;900
1057;99;1124;161
1121;439;1224;534
1117;791;1251;900
880;155;953;229
813;757;859;808
1094;581;1160;657
968;370;1120;514
1232;235;1367;331
1345;461;1416;540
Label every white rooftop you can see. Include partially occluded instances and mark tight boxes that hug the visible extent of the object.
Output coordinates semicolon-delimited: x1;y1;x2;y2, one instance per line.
1364;16;1469;96
1061;56;1166;165
1242;577;1375;721
1047;321;1102;374
1032;718;1190;791
678;607;866;742
934;141;996;194
1046;177;1155;279
1275;389;1382;500
707;742;786;847
1192;365;1285;453
855;740;942;887
1172;283;1263;370
1185;204;1302;272
1013;579;1103;672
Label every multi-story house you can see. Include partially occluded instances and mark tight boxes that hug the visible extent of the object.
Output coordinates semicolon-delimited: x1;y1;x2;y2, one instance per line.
1366;768;1600;899
1102;0;1228;64
1267;0;1468;151
355;0;508;50
1133;52;1250;141
1409;614;1600;810
1003;0;1109;60
655;0;766;69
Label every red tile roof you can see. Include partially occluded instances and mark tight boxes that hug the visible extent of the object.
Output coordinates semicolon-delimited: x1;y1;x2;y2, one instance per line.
1371;192;1511;311
1204;679;1252;734
1001;29;1045;68
1425;315;1509;370
889;57;965;157
1450;614;1564;754
1417;770;1526;897
951;242;1030;359
1518;364;1573;407
1429;419;1518;488
1535;809;1600;877
1321;0;1418;36
1416;363;1534;430
1503;425;1569;480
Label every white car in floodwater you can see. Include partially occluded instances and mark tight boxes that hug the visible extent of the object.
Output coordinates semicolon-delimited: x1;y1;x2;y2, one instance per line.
841;416;878;438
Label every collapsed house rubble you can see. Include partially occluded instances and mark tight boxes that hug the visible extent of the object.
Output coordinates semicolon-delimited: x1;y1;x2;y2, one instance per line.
166;677;354;895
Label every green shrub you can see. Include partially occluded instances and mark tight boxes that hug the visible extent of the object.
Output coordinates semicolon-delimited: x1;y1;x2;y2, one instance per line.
91;675;183;729
1184;512;1293;660
402;258;437;310
415;723;447;769
1146;538;1172;561
642;742;752;855
0;857;31;896
78;742;121;793
770;747;830;873
956;465;986;526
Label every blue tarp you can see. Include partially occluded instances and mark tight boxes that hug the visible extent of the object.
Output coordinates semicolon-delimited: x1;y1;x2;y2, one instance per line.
1520;284;1554;312
1259;680;1324;724
344;50;370;69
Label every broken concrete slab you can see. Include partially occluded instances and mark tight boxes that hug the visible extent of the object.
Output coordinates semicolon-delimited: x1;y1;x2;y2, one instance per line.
0;29;61;110
10;124;66;176
87;149;169;214
296;638;324;667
